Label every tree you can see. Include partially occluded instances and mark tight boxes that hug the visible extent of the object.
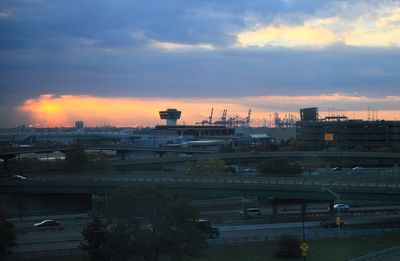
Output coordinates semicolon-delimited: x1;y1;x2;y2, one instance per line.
79;216;108;261
258;157;302;176
65;142;88;171
87;151;113;173
0;212;16;259
275;234;301;259
186;157;227;176
103;185;206;261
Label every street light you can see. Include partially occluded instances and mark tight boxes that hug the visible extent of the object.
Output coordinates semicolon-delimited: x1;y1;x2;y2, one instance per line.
322;187;341;229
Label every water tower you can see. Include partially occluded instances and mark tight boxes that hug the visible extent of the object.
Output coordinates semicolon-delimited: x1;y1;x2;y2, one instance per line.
159;108;181;126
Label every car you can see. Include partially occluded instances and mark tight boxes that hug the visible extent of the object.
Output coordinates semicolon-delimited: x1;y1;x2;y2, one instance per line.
331;167;342;171
240;208;262;217
334;203;350;211
196;219;220;239
178;153;192;158
34;220;61;228
8;174;27;180
352;166;363;171
320;219;345;228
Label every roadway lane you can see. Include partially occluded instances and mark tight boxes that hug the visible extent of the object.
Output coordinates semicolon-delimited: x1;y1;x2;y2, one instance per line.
11;215;400;254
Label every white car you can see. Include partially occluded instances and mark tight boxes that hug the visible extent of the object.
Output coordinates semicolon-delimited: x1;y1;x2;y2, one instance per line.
333;203;350;211
8;174;27;180
240;208;262;217
352;166;363;171
178;153;192;158
34;219;61;228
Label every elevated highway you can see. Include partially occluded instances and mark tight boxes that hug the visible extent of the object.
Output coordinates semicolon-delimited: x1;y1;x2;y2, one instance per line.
0;144;214;157
1;145;400;163
113;151;400;169
2;174;400;201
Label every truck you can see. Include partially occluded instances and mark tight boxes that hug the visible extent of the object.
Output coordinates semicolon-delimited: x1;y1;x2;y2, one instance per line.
196;219;220;239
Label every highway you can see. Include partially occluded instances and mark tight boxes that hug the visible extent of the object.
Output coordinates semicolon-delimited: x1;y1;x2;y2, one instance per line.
2;146;400;164
3;172;400;201
10;213;400;256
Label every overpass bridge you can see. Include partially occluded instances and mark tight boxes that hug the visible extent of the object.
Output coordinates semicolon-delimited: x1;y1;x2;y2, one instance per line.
112;151;400;169
2;145;400;162
2;174;400;201
0;144;214;157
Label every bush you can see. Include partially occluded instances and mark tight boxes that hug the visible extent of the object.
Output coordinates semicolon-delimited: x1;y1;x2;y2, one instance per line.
65;142;88;171
258;157;302;176
187;157;228;176
275;234;301;259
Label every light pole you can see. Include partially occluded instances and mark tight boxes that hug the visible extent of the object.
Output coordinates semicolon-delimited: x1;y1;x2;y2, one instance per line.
322;187;341;229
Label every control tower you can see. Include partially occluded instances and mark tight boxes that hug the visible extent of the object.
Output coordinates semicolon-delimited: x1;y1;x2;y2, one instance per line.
159;108;181;126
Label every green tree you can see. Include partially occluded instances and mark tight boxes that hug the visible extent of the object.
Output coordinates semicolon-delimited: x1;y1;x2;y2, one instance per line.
79;216;108;261
103;186;206;261
0;212;16;259
258;157;302;176
187;157;227;176
87;151;113;173
65;142;88;171
275;234;301;259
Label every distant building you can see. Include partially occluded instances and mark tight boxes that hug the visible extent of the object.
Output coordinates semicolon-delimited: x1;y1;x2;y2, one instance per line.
75;121;84;130
296;109;400;150
300;107;319;121
159;108;181;126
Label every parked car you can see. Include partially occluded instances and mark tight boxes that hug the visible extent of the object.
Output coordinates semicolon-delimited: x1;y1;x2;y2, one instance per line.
8;174;27;180
240;208;262;217
331;167;342;171
34;220;61;228
352;166;363;171
334;203;350;211
320;219;345;228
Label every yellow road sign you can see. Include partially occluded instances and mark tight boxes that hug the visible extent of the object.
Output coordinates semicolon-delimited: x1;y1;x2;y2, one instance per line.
324;133;334;141
300;242;309;252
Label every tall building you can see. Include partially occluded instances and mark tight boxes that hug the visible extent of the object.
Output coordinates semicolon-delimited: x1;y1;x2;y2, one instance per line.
296;109;400;150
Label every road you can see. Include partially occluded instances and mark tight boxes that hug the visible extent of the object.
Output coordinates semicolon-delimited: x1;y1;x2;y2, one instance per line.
10;213;400;255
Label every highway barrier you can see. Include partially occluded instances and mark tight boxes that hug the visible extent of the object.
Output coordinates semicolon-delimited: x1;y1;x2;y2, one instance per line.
208;227;400;246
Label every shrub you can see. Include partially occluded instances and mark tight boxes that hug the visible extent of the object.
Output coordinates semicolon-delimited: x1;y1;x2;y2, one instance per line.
275;234;301;259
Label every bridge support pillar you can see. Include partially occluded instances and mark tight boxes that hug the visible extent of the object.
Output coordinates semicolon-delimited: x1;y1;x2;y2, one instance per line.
301;200;307;218
329;200;335;217
117;151;126;160
272;198;278;218
2;158;8;170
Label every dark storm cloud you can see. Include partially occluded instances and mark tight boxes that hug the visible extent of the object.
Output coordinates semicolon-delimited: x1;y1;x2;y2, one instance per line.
0;0;400;127
0;0;331;50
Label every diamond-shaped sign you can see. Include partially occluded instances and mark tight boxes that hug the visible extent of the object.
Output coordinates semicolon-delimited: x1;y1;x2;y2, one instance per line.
300;242;309;252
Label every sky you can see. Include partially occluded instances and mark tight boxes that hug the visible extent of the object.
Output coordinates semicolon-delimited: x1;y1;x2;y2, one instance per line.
1;0;400;127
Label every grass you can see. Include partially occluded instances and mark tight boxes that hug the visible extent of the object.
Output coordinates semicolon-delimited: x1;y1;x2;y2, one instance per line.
20;234;400;261
193;233;400;261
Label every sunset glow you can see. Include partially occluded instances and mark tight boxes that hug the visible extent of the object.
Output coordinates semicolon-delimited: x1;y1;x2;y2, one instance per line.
19;94;400;127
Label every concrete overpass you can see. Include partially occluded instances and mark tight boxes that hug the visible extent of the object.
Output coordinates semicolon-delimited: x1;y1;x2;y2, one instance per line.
2;145;400;162
0;144;215;157
112;151;400;169
2;174;400;201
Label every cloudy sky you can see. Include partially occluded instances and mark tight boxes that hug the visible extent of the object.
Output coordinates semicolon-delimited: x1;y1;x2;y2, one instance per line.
1;0;400;127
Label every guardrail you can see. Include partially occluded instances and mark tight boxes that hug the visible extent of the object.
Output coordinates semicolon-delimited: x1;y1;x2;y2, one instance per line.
208;228;400;246
5;248;84;261
348;245;400;261
22;174;400;189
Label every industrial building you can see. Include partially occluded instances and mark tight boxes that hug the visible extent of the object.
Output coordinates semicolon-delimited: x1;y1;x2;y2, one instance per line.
296;108;400;150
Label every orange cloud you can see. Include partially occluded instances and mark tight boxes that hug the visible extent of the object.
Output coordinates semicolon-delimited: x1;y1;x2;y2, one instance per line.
19;94;400;127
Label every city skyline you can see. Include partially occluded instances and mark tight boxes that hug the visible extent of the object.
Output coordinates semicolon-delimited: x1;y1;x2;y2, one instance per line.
1;0;400;127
